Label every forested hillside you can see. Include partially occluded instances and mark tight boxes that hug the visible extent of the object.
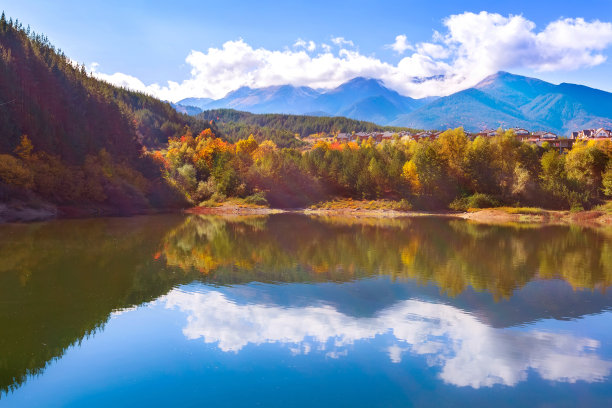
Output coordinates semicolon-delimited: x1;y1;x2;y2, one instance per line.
197;109;416;146
0;14;212;219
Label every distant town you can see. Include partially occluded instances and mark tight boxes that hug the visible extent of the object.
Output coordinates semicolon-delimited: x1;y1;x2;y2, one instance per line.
307;127;612;152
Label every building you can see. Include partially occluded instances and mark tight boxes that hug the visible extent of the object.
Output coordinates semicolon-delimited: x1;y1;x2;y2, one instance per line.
476;129;498;137
594;128;612;138
336;133;350;142
511;128;530;137
532;131;557;139
381;131;395;141
413;131;436;141
574;128;612;140
524;137;574;152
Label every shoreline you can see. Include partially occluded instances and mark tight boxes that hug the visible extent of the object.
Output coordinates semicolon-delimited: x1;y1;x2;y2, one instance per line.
186;203;612;228
2;201;611;228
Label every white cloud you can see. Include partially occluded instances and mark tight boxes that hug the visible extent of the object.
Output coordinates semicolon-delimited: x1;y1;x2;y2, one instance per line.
294;38;316;52
163;288;612;388
90;63;149;92
388;34;413;54
91;12;612;101
331;36;354;47
416;42;450;59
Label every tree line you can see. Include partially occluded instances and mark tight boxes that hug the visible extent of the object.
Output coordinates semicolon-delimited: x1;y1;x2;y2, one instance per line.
152;126;612;209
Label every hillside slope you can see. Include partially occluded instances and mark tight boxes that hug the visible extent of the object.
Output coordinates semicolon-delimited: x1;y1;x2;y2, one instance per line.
0;15;211;219
196;108;417;143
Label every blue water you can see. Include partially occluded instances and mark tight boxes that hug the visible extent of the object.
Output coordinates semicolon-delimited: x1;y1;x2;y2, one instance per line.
1;214;611;407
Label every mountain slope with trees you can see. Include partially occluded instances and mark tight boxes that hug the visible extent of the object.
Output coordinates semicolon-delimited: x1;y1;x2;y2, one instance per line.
197;108;416;144
0;14;213;220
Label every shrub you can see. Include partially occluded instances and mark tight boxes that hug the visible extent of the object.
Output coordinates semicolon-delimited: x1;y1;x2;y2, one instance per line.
0;154;34;188
397;199;412;211
193;178;217;201
243;192;268;206
177;163;197;191
449;193;500;211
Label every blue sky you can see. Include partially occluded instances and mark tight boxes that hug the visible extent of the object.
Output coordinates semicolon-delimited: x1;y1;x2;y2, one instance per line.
3;0;612;101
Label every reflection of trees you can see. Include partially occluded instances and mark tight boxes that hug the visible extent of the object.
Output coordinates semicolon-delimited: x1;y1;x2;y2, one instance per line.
161;215;612;299
2;214;610;396
0;215;197;395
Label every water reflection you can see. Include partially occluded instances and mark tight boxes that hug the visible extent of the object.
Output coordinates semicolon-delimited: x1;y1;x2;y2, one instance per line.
160;214;612;297
164;287;611;389
0;215;198;394
1;213;611;402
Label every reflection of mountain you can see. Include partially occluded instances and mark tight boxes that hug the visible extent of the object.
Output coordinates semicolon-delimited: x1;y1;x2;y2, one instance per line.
165;287;612;388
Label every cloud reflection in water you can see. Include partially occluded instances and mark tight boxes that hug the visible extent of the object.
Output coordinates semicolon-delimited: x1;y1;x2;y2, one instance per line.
164;288;612;389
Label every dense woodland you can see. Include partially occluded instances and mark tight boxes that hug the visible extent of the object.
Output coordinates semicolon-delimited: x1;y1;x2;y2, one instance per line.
0;14;214;212
197;109;417;147
154;126;612;209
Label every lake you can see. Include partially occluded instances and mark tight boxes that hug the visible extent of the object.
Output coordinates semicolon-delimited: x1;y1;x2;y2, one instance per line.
1;213;611;407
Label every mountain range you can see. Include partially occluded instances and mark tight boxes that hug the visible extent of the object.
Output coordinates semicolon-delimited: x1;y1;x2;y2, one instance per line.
177;72;612;136
176;77;430;126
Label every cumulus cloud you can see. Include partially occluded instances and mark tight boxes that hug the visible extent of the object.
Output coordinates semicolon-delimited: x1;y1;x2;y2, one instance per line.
388;34;413;54
91;63;147;91
92;12;612;101
163;288;612;388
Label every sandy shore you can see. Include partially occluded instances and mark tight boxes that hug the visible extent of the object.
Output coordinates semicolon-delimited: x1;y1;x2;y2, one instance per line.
459;208;612;227
185;204;612;228
185;204;286;216
3;200;610;228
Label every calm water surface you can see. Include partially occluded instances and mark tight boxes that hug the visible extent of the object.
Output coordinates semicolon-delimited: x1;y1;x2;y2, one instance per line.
1;214;611;407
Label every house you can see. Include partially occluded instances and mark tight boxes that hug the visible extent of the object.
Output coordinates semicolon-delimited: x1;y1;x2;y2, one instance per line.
593;128;612;138
336;133;350;142
575;128;612;139
524;137;574;152
476;129;498;137
511;128;530;136
532;131;557;139
355;132;371;142
413;131;435;141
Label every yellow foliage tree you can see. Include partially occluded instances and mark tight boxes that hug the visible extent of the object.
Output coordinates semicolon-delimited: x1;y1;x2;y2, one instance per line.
14;135;33;160
402;160;421;193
